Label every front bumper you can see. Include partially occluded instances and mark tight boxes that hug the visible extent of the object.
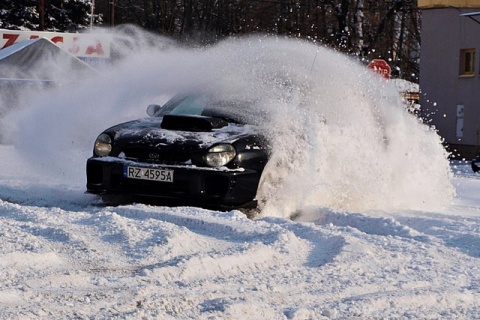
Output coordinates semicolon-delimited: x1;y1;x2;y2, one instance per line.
86;157;261;208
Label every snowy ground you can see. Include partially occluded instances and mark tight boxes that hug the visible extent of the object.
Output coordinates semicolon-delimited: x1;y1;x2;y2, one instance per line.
1;33;479;319
1;143;480;319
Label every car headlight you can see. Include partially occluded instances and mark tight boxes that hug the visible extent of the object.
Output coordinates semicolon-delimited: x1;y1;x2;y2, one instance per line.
204;144;236;167
94;133;112;157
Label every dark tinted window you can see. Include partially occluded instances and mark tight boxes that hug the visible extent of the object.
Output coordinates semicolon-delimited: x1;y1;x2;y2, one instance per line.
159;94;248;123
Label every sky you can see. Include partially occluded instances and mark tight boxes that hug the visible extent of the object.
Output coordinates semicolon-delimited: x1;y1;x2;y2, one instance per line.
1;28;478;318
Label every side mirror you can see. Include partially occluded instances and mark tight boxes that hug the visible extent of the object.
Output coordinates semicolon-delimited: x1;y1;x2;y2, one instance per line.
146;104;162;117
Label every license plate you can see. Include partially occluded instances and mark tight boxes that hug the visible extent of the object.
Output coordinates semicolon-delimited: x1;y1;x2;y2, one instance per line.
124;166;174;182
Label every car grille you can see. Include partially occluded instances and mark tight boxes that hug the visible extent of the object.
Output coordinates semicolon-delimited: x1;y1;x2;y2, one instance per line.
121;147;191;164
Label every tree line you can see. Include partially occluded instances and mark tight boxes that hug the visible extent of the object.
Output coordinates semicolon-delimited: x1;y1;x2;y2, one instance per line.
0;0;420;81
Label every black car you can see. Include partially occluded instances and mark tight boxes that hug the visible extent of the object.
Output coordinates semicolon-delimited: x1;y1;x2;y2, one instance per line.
86;93;269;209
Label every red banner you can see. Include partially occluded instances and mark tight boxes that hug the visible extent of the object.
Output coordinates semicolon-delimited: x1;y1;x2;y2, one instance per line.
0;29;110;59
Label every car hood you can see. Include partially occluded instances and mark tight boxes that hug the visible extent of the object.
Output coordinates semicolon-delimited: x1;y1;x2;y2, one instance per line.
109;117;255;148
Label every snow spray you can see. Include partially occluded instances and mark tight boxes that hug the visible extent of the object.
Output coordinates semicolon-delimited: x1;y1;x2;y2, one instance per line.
3;26;454;216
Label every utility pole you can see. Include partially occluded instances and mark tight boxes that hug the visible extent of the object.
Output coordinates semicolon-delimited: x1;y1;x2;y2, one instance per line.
39;0;45;31
90;0;95;29
110;0;115;28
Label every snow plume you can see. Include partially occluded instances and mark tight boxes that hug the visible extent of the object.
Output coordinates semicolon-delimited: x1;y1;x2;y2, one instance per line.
3;27;454;216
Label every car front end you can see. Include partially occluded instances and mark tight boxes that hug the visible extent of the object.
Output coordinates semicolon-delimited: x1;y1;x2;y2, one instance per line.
86;100;269;208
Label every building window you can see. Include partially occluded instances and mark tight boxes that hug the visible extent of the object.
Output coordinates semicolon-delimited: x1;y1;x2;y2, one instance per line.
460;48;475;76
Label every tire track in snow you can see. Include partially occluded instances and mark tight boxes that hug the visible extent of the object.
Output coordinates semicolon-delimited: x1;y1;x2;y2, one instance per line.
108;205;346;279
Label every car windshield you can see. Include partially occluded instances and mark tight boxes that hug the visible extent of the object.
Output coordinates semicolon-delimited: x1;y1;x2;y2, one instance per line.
157;94;256;124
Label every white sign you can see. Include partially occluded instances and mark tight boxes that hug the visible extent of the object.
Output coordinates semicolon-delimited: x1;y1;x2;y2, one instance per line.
0;29;110;59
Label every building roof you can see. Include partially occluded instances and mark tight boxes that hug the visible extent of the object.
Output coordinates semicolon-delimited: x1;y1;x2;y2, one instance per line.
418;0;480;8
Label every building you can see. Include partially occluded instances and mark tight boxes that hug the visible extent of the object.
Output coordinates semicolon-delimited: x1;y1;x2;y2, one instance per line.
419;0;480;158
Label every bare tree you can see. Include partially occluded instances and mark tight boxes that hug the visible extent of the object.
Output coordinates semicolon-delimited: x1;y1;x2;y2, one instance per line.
95;0;420;80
